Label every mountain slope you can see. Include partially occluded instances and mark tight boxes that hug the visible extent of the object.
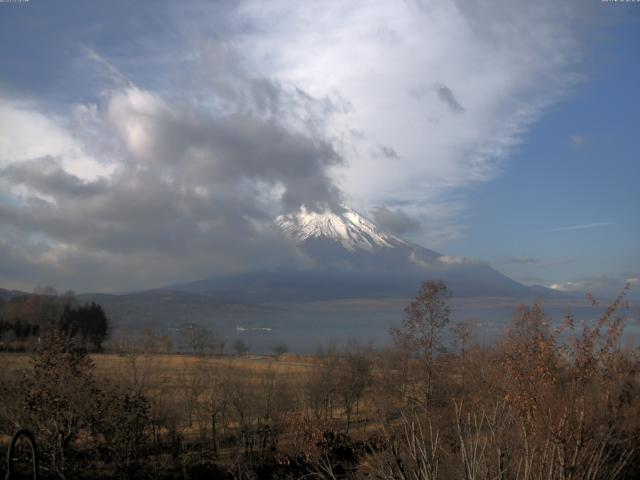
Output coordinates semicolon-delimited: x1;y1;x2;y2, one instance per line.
174;205;561;301
275;206;440;271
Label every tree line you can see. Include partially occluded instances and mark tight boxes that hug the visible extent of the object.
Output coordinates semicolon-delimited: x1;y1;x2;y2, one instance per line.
0;290;109;352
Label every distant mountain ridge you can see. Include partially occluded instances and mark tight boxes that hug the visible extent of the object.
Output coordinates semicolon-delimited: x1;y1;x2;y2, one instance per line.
0;288;27;301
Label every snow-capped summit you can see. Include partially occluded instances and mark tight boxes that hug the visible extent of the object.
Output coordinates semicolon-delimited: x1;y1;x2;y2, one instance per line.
172;204;559;301
275;204;441;273
276;205;407;252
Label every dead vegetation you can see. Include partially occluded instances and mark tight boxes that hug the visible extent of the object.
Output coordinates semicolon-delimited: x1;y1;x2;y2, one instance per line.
1;282;638;479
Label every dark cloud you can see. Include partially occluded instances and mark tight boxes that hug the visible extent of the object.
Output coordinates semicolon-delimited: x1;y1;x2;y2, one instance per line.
1;157;108;199
371;206;421;237
435;84;464;114
379;145;399;159
0;75;344;290
130;107;342;210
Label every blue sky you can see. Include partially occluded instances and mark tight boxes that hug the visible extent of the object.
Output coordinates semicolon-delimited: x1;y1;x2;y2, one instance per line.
0;0;638;296
447;13;640;296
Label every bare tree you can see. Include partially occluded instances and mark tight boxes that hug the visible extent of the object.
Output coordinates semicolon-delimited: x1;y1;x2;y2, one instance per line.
177;360;204;428
364;411;441;480
194;360;231;457
110;327;157;396
390;280;451;406
232;338;250;357
337;340;372;432
272;343;288;359
181;322;224;355
306;342;340;423
451;320;475;390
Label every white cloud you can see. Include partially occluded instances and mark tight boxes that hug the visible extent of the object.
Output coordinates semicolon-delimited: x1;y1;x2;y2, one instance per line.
437;255;482;267
0;100;114;181
549;273;639;300
539;222;612;233
231;0;586;244
105;87;167;160
409;252;482;269
571;134;586;147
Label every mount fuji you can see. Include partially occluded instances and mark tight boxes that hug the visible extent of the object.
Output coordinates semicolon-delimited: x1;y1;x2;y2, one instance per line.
276;206;439;269
173;206;557;302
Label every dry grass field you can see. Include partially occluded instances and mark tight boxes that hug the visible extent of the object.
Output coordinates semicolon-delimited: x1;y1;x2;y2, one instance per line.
1;351;315;378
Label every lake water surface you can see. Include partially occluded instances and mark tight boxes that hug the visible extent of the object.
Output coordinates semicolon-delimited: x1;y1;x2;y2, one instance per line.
219;297;640;354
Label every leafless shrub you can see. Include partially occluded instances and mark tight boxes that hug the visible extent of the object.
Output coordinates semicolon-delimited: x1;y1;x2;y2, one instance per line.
363;410;441;480
495;286;636;480
21;332;100;479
